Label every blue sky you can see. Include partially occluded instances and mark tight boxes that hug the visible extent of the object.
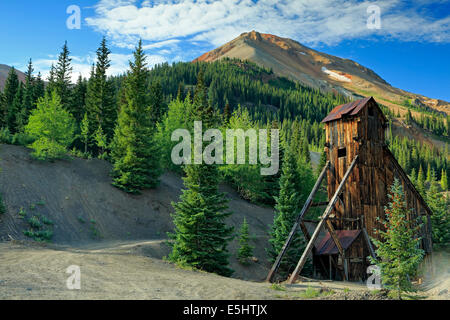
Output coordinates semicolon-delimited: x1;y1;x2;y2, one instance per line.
0;0;449;101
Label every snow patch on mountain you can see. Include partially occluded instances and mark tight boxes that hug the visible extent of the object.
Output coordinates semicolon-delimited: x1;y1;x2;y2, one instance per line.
321;66;351;83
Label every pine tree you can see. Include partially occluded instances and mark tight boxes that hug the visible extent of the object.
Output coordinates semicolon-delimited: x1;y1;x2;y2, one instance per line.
300;137;311;163
22;59;35;117
1;67;19;128
94;125;108;159
12;83;25;133
238;218;254;265
427;179;450;248
168;70;234;277
54;41;73;110
223;101;231;124
268;145;310;278
409;167;417;185
33;72;45;103
70;74;87;123
426;163;432;184
440;168;448;191
80;113;90;154
110;40;161;193
370;178;424;299
149;81;165;124
85;37;117;142
417;165;425;195
46;64;56;95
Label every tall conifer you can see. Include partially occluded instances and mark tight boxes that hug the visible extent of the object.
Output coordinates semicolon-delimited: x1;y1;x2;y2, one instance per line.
169;71;234;277
110;40;161;193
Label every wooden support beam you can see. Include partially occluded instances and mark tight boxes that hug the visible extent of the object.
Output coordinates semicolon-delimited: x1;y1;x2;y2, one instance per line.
324;219;347;281
299;222;311;242
266;161;330;283
287;156;358;284
362;227;376;260
325;220;345;257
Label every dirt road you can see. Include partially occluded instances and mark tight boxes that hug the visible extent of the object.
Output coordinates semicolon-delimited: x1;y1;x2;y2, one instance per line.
1;241;447;300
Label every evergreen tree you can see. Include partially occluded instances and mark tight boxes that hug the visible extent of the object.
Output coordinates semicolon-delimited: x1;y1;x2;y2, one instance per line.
149;81;165;124
223;101;231;124
25;91;76;160
370;178;424;299
168;71;234;277
70;74;87;123
237;218;254;265
54;41;73;110
11;83;25;132
80;113;90;154
85;37;117;142
22;59;35;117
1;67;19;128
33;72;45;103
427;180;450;248
409;167;417;186
46;64;56;95
94;125;108;159
440;168;448;191
426;163;432;184
110;40;161;193
417;165;425;195
300;137;311;163
268;145;310;278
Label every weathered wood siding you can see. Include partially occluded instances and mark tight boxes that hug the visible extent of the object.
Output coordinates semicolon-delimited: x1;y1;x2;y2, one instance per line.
322;99;433;280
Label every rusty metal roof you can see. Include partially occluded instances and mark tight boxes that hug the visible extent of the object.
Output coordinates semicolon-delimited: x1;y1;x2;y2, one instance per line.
321;97;373;123
315;230;361;255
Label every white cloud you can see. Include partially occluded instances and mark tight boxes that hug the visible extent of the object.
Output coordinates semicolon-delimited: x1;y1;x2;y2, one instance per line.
84;0;450;56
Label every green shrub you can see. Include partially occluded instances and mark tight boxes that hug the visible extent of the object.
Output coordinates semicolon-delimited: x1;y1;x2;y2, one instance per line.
28;216;42;229
0;127;12;144
18;207;26;219
40;215;54;225
11;132;34;146
299;286;321;299
29;137;69;161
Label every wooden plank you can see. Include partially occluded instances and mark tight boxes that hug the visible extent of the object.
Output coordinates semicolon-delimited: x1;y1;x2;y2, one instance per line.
362;227;376;260
266;161;330;282
325;220;344;257
325;220;347;281
288;156;359;284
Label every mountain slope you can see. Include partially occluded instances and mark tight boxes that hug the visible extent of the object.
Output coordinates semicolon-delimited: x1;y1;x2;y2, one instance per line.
0;64;26;90
195;31;449;116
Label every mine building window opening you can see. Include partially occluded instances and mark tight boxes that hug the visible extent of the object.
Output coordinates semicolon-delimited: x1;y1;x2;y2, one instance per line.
338;147;347;158
368;106;375;117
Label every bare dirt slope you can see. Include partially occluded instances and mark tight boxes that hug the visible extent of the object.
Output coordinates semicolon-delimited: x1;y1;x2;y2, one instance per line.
0;144;275;281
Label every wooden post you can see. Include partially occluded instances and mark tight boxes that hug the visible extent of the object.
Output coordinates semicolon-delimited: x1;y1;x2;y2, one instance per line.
266;161;329;282
324;219;347;281
287;156;358;284
362;227;376;260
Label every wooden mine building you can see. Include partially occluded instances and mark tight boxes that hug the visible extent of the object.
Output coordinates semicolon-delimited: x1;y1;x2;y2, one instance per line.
267;97;433;283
